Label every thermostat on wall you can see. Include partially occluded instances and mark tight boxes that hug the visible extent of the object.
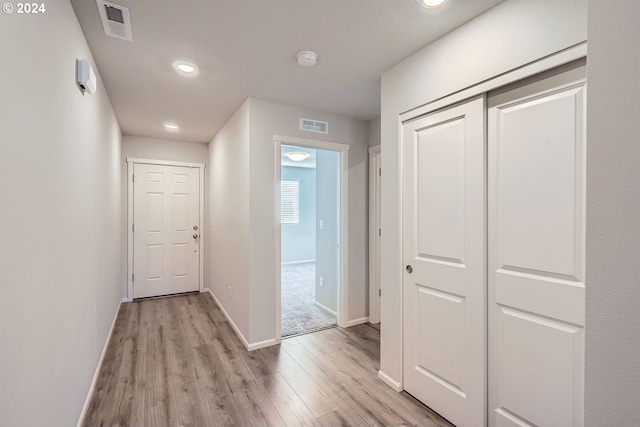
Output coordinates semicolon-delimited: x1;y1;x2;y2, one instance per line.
76;59;97;94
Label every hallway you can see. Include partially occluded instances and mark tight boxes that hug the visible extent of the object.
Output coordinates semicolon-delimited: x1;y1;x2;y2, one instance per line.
83;293;451;427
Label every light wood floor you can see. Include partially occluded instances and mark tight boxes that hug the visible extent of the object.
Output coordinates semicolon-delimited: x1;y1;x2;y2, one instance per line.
83;293;453;427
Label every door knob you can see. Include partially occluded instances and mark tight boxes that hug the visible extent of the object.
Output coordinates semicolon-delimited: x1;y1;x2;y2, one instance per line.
193;225;198;230
406;265;413;274
193;234;199;239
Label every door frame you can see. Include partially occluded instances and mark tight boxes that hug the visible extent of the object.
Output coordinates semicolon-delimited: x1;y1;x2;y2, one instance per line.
274;135;349;340
126;158;206;301
368;144;381;324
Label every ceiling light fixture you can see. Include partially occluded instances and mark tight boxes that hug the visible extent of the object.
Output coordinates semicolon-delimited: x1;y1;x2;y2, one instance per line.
163;122;179;130
297;51;317;67
172;60;199;75
285;151;310;162
417;0;448;9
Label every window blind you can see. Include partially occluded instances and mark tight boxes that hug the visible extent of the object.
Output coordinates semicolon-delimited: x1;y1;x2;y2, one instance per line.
281;180;300;224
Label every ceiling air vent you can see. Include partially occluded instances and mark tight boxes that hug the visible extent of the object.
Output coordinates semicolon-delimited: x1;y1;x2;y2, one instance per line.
300;118;328;134
97;0;132;41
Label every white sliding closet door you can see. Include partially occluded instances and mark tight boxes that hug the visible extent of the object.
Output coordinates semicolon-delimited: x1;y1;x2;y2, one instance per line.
403;96;486;427
488;60;586;427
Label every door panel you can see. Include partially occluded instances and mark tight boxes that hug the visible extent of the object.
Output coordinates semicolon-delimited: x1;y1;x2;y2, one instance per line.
133;164;200;299
488;61;586;427
403;95;486;427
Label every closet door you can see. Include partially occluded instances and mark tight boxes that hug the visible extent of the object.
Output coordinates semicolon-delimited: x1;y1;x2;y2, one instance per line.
403;95;486;427
488;60;586;427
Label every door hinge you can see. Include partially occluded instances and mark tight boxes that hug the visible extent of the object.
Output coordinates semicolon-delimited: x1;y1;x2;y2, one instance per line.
132;224;134;233
132;174;135;183
378;228;381;237
379;289;381;297
379;168;381;176
132;274;134;282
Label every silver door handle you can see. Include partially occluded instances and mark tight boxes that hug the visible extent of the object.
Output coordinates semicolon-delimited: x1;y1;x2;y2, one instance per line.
193;234;199;239
406;265;413;274
193;225;198;230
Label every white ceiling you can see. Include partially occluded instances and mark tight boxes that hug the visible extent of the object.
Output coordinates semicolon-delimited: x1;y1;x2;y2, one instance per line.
71;0;504;143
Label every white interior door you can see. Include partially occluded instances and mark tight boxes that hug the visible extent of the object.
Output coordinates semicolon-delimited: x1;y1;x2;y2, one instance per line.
133;163;200;299
488;60;586;427
403;96;486;427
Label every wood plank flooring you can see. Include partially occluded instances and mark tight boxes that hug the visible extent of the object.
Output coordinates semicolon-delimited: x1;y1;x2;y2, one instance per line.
83;293;453;427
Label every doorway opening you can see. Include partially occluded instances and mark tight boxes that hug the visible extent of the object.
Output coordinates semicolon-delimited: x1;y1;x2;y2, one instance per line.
278;143;342;338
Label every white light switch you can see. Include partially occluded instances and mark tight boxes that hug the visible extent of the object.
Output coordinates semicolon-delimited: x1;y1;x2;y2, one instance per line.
319;219;324;230
319;277;324;287
211;217;215;228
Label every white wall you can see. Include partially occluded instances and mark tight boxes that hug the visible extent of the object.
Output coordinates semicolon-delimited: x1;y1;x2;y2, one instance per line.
0;1;122;425
207;101;251;339
121;135;208;298
585;1;640;425
315;150;340;312
247;98;369;343
379;0;587;384
281;165;317;263
369;116;381;147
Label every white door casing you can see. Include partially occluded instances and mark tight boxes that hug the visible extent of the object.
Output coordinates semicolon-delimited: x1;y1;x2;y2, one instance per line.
369;145;381;324
132;163;201;299
402;95;486;427
488;60;586;427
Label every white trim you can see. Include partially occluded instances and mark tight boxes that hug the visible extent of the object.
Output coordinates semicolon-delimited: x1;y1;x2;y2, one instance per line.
275;147;282;341
126;157;205;168
127;158;206;301
314;301;338;318
76;300;122;427
345;316;369;327
274;134;350;152
204;288;278;351
205;288;251;350
339;149;349;328
400;42;587;123
368;148;381;324
127;160;134;301
275;136;350;338
281;259;316;266
368;144;381;154
378;370;403;392
247;338;279;351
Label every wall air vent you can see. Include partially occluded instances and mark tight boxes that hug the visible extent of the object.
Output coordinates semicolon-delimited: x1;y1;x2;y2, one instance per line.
97;0;133;41
300;118;329;134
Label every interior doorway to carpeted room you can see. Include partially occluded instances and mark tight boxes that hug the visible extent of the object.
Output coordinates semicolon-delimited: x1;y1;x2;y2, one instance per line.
280;144;341;338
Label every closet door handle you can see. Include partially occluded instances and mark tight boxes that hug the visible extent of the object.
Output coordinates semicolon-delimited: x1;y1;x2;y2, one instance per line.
406;265;413;274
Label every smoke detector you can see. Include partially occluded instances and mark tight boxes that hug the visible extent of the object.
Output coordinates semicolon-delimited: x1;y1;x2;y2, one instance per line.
297;51;317;67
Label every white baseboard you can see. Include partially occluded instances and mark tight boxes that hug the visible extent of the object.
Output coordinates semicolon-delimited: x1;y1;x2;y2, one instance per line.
205;288;276;352
378;370;403;392
205;288;252;351
247;338;278;351
313;301;337;317
77;299;123;427
281;259;316;266
345;316;369;327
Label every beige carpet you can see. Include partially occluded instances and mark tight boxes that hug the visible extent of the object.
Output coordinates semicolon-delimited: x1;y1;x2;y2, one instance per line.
281;262;337;337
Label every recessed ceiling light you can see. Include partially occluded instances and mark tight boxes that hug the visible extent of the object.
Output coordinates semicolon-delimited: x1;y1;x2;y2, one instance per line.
285;151;310;162
417;0;448;9
172;60;199;75
163;122;179;130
